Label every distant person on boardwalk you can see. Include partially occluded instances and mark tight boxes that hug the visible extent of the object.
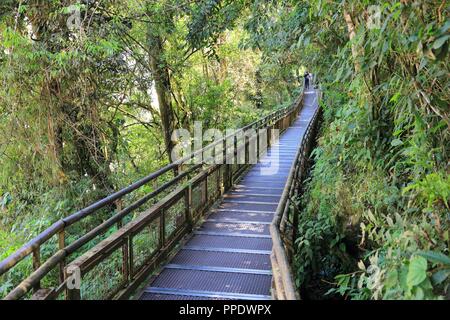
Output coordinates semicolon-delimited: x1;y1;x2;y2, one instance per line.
304;72;310;89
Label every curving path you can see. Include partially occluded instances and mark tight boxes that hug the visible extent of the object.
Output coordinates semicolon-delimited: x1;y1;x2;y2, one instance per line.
138;90;319;300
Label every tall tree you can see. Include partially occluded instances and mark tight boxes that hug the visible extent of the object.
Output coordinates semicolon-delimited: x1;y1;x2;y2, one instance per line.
146;13;177;161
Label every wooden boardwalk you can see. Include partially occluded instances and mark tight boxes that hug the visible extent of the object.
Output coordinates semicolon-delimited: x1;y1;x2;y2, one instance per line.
138;90;319;300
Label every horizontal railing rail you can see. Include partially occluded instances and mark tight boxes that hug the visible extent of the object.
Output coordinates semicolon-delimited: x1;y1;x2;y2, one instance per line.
1;91;304;300
270;90;321;300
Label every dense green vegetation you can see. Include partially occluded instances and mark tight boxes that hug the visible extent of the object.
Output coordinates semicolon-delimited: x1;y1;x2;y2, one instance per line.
248;1;449;300
0;0;449;300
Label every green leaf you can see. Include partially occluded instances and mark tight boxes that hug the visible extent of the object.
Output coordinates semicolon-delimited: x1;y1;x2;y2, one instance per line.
390;92;401;103
407;256;427;288
385;269;398;289
391;139;403;147
418;251;450;265
439;20;450;34
432;35;450;50
431;120;447;134
18;4;28;14
431;269;450;285
413;286;424;299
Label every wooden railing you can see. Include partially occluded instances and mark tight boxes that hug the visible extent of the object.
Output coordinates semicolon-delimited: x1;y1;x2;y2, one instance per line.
0;91;304;300
270;91;321;300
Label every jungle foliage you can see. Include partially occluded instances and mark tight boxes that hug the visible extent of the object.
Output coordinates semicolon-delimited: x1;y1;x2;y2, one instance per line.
0;0;449;300
244;0;449;300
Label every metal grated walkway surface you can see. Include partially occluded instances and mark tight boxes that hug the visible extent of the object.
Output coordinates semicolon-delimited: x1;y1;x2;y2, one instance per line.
139;90;319;300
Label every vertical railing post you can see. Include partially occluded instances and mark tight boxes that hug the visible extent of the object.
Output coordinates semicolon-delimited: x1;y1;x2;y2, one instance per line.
115;200;129;283
256;128;260;161
222;138;230;192
58;229;65;287
205;171;210;207
128;236;134;280
216;167;221;198
186;185;193;232
244;135;249;169
159;210;165;249
233;134;238;182
32;247;41;292
201;175;207;212
122;238;129;285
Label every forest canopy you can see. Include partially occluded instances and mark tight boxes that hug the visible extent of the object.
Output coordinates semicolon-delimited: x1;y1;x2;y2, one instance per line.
0;0;449;300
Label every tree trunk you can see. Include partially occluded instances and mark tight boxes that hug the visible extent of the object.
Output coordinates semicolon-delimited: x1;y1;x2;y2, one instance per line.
255;69;263;109
147;32;176;162
343;9;361;73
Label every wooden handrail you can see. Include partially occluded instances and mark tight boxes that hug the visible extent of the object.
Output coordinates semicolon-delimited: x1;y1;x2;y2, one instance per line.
270;91;321;300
